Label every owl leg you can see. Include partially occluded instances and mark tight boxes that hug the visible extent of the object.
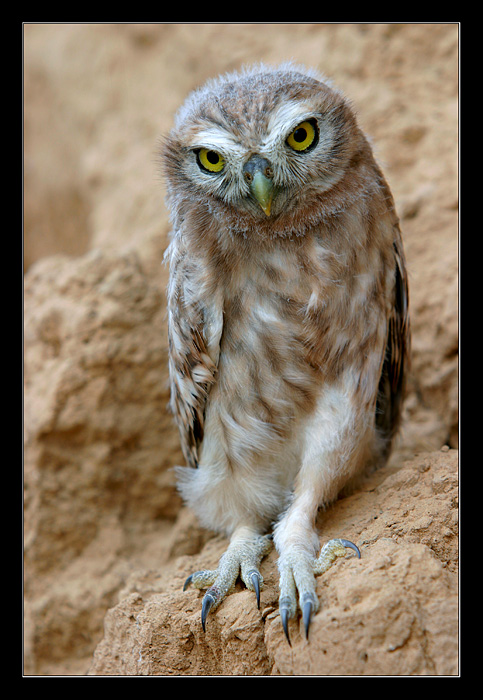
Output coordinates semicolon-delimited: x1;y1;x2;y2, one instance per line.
183;526;272;631
274;461;361;644
274;375;370;643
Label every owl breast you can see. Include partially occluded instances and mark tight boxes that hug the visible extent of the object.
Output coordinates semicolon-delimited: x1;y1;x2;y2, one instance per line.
174;216;391;535
201;224;386;462
198;241;331;469
186;246;311;528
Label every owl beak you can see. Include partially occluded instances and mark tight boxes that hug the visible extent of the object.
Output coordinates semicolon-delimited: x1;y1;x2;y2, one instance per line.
251;171;274;216
244;156;274;216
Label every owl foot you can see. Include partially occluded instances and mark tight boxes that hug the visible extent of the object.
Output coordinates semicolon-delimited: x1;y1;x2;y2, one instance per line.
183;531;272;631
278;538;360;645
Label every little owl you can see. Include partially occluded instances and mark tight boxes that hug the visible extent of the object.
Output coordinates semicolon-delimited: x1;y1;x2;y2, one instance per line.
161;63;410;643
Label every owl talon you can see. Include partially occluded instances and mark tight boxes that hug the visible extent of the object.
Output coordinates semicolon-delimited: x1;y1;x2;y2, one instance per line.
183;574;193;591
181;530;272;630
279;603;292;646
276;537;361;643
248;570;262;609
201;591;216;632
338;539;361;559
182;569;216;591
302;598;313;640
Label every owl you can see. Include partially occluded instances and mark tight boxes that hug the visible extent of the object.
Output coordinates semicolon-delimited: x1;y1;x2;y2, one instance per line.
161;63;409;643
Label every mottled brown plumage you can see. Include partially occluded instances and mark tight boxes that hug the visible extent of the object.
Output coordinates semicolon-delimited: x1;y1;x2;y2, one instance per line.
161;63;410;640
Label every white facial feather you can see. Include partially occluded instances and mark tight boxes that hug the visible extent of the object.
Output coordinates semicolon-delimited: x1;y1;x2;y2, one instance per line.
263;100;316;149
188;127;246;157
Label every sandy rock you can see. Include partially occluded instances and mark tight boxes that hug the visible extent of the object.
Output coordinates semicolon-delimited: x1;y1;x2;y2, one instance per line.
24;249;184;672
24;249;181;573
88;449;458;676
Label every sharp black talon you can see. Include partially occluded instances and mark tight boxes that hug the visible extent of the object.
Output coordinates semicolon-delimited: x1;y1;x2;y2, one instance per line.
250;571;261;609
302;600;313;640
183;574;193;591
280;607;291;646
201;593;215;632
339;539;361;559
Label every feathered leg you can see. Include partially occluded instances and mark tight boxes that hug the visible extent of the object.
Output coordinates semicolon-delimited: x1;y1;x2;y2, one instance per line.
274;378;368;644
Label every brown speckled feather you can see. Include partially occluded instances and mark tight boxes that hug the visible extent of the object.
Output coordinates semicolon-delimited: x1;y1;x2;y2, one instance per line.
165;240;220;469
377;233;411;454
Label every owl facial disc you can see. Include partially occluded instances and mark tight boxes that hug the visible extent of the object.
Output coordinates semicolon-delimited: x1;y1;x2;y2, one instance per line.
243;155;274;216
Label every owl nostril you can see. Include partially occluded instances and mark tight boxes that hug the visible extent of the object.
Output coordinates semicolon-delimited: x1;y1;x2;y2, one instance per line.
243;155;273;181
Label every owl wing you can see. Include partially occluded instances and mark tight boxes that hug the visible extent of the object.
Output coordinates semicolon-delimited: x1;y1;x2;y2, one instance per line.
376;228;411;456
166;241;223;469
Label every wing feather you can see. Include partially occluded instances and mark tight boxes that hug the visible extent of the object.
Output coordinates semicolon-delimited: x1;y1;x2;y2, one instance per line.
376;228;411;458
166;241;222;469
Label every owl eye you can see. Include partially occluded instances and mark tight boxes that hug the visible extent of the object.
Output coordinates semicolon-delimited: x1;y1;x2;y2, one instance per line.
197;148;225;173
286;119;318;152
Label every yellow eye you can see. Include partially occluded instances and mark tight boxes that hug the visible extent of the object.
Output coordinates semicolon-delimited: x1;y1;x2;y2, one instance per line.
286;120;318;152
197;148;225;173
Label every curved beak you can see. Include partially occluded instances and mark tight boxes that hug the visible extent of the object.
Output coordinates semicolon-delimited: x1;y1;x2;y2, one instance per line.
251;171;274;216
243;156;274;217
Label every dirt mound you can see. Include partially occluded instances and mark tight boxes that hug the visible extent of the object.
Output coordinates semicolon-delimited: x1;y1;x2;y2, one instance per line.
87;449;458;676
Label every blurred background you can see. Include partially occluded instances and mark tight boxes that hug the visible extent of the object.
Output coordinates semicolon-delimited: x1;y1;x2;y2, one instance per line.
24;23;458;270
23;23;458;675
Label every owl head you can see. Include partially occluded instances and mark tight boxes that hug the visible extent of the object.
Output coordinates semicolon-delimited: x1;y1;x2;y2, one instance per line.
161;63;366;237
